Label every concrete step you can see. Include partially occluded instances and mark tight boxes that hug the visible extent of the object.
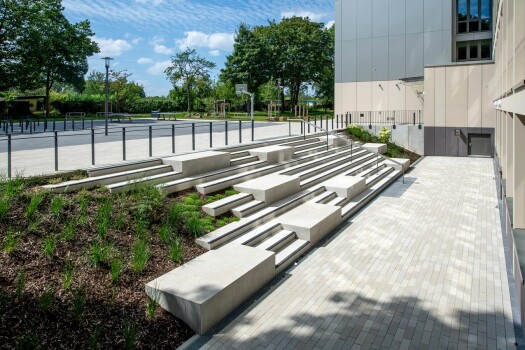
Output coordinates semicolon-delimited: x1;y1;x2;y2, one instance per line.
230;221;282;246
255;230;296;252
230;150;250;159
308;191;337;204
280;146;360;176
294;143;332;157
230;155;259;166
196;186;324;250
293;150;369;179
44;164;174;193
365;166;395;187
293;140;327;152
278;137;321;148
357;162;389;179
202;193;253;217
87;159;163;177
275;239;310;273
194;144;354;195
325;196;348;206
107;170;184;194
232;200;265;218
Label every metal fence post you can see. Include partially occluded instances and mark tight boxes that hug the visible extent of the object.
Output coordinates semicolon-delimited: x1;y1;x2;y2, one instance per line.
91;117;94;129
171;124;175;153
7;134;12;178
251;120;254;141
308;119;310;133
192;123;195;150
122;127;126;160
331;115;334;130
91;129;95;165
239;120;242;143
326;115;329;131
288;120;291;136
149;125;153;157
54;131;58;171
53;120;56;131
29;121;33;134
72;118;75;131
225;121;228;145
63;118;66;131
350;113;352;125
209;122;213;148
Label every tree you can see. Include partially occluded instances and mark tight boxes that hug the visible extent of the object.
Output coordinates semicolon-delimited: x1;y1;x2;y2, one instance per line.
109;70;145;112
313;24;335;110
165;48;216;112
17;0;99;118
84;70;105;95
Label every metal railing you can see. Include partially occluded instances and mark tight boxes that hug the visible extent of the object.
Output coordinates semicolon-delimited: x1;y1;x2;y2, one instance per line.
1;120;262;178
333;110;423;127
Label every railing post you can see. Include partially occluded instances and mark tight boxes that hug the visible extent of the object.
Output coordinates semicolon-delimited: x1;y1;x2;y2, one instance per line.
413;112;416;125
308;119;310;133
350;113;352;125
314;116;317;128
54;131;58;171
209;122;213;148
72;118;75;131
302;121;305;140
82;117;85;130
326;115;329;131
331;115;334;130
225;121;228;145
192;123;195;150
288;120;291;136
91;117;94;129
91;129;95;165
63;117;66;131
29;120;33;134
7;134;12;178
251;120;254;141
122;127;126;160
149;125;153;157
53;120;56;132
171;124;175;154
346;112;349;126
239;120;242;143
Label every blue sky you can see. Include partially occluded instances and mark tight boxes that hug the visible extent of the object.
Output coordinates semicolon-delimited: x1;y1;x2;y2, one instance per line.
63;0;334;97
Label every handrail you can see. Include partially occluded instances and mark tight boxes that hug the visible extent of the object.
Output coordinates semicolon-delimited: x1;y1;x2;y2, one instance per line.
289;118;405;184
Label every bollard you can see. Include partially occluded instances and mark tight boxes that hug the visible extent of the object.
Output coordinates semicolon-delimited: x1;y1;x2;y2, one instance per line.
209;122;213;148
122;127;126;160
82;118;85;130
288;120;291;136
251;120;254;141
225;121;228;145
7;134;12;178
72;118;75;131
350;113;352;125
30;121;32;134
91;118;94;129
63;118;66;131
54;131;58;171
171;124;175;153
149;126;153;157
326;115;329;131
53;120;56;131
331;115;334;130
239;120;242;143
192;123;195;150
91;129;95;165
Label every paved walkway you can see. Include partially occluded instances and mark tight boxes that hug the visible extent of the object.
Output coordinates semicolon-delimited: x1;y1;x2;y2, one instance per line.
184;157;519;350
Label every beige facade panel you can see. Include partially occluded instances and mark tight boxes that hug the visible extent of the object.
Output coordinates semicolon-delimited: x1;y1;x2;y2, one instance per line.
424;68;435;127
334;83;342;115
516;0;525;83
445;66;468;128
514;115;525;229
356;81;372;111
371;81;389;111
468;65;482;128
434;67;446;127
481;65;496;128
388;80;406;111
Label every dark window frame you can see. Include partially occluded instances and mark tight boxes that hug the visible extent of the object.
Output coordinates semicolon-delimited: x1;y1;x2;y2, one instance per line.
456;40;492;61
457;0;492;33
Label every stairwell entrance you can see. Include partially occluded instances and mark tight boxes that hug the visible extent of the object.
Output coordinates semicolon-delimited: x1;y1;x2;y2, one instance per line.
468;133;492;157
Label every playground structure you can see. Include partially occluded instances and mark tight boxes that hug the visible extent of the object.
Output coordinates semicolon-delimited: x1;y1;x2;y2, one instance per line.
294;105;309;119
267;101;280;121
212;100;230;118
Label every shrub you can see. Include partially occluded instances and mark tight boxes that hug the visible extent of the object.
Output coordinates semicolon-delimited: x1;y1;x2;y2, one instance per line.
378;127;391;144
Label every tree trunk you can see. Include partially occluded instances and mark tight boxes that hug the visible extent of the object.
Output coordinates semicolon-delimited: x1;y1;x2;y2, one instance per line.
186;83;191;112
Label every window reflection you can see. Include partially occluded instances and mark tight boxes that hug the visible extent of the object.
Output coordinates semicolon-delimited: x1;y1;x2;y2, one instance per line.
457;0;491;33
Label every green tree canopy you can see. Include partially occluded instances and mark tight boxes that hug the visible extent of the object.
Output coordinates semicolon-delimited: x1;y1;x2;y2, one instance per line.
165;48;216;112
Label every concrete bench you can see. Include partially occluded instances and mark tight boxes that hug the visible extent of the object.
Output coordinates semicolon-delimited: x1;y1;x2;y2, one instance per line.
234;174;300;205
162;151;231;177
362;143;387;154
249;145;295;164
385;158;411;172
322;175;366;199
145;244;275;334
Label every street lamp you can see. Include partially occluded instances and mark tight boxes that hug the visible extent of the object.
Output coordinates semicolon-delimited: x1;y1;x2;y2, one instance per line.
102;57;113;136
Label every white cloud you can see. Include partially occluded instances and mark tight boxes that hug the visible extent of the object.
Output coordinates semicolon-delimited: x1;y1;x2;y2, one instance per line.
149;35;174;55
93;36;132;57
176;31;234;52
209;50;221;57
147;60;171;75
137;57;153;64
281;10;327;22
325;20;335;28
135;0;164;5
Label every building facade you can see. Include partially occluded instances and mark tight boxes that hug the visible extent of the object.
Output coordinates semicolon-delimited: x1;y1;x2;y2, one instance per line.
334;0;496;156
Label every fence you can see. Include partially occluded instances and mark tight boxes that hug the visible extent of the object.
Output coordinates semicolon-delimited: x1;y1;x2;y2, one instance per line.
334;110;423;127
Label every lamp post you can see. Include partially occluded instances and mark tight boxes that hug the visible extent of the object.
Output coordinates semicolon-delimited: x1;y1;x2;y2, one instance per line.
102;57;113;136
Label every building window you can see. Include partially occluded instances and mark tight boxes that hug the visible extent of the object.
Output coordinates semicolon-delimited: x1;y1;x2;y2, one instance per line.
457;40;492;61
457;0;491;33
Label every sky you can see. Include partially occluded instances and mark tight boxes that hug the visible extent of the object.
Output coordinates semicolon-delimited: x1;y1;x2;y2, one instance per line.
62;0;334;97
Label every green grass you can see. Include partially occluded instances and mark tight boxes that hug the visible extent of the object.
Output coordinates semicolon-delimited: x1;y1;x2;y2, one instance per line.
89;241;112;268
110;258;124;284
50;195;65;218
123;319;137;350
3;231;19;254
131;238;149;274
0;196;10;221
62;221;76;241
62;261;74;291
25;191;45;219
38;288;54;312
16;270;27;301
96;200;112;239
71;288;86;322
43;235;58;258
16;332;40;350
145;296;157;320
168;237;183;263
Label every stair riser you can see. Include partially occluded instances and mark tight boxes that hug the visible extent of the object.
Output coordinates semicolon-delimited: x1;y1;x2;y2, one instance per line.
230;156;259;166
266;233;296;252
297;153;373;180
232;202;265;218
109;172;184;194
87;159;163;177
242;226;283;247
275;243;311;274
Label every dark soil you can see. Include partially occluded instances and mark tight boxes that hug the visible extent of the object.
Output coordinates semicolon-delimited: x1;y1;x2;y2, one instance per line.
0;175;235;349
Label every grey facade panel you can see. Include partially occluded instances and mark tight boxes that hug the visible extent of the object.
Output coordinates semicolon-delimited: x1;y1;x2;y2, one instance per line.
372;37;389;81
356;0;372;39
335;0;342;43
405;33;424;78
405;0;424;34
388;0;406;36
424;0;443;32
442;29;452;63
389;35;406;80
341;0;357;41
341;40;357;82
372;0;389;38
335;39;342;83
424;31;445;66
442;0;452;29
356;38;372;81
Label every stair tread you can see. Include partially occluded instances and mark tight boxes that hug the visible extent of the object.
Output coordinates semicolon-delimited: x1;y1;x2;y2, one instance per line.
308;191;337;204
231;221;282;246
275;239;309;267
107;170;182;189
256;230;295;251
232;199;264;212
203;193;253;210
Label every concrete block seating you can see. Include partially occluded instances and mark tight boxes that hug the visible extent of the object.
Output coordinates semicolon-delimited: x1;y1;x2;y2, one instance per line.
362;143;387;154
145;244;275;335
278;203;342;245
327;135;348;147
162;151;230;177
249;145;295;164
385;158;411;172
322;175;366;199
234;174;300;205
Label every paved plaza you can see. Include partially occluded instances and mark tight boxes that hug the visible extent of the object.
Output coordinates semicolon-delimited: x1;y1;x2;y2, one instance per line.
0;119;330;176
183;157;520;350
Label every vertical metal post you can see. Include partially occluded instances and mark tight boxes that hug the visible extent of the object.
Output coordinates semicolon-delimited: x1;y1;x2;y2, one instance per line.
350;113;352;125
192;123;195;150
251;120;254;141
314;116;317;128
54;131;58;171
239;120;242;143
149;125;153;157
7;134;11;178
413;112;416;125
346;112;348;126
91;129;95;165
288;120;291;136
209;122;213;148
63;118;66;131
29;121;32;134
331;115;334;130
82;117;85;130
326;115;329;131
53;120;56;131
171;124;175;153
308;120;310;133
72;118;75;131
91;117;94;130
225;121;228;145
122;127;126;160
